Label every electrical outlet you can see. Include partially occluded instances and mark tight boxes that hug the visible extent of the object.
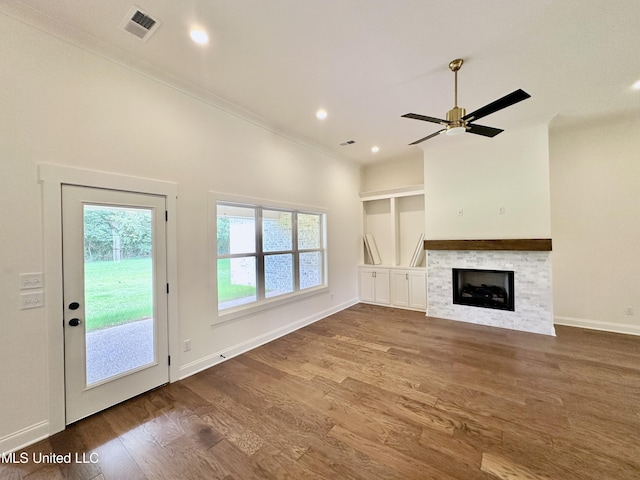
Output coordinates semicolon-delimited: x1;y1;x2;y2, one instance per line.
457;208;464;217
498;206;506;215
21;291;44;309
184;339;192;352
624;307;634;316
330;292;334;301
20;273;44;290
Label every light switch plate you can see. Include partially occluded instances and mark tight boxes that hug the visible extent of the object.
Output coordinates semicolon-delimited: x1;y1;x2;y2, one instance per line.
20;273;44;290
21;291;44;309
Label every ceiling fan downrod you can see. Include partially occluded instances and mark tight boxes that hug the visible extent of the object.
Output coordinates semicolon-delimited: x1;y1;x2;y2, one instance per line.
449;58;463;108
447;59;466;134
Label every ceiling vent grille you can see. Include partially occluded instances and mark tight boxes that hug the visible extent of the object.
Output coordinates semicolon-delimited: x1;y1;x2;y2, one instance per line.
122;6;161;41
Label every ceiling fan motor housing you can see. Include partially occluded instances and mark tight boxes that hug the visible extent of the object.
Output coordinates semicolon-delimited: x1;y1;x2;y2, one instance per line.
446;107;467;130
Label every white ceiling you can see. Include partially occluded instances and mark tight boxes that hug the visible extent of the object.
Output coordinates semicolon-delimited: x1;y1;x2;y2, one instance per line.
3;0;640;165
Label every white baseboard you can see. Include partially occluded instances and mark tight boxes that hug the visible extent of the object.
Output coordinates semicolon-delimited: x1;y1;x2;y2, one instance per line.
178;298;359;380
0;421;49;456
554;316;640;336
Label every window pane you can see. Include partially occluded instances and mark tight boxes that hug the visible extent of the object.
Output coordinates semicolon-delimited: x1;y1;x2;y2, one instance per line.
263;210;292;252
298;213;321;250
300;251;323;289
265;254;293;298
217;204;256;255
217;257;257;309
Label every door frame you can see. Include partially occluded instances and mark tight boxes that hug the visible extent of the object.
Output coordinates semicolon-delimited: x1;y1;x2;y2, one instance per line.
39;164;180;436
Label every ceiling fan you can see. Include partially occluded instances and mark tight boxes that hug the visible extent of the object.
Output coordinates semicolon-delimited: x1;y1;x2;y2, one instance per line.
402;59;530;145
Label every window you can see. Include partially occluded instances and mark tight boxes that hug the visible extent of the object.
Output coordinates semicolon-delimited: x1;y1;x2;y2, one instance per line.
216;199;326;315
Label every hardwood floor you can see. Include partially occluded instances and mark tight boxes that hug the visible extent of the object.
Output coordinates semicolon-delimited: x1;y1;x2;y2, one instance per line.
3;303;640;479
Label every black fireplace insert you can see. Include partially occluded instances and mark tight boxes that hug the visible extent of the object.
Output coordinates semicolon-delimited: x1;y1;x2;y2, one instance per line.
452;268;514;311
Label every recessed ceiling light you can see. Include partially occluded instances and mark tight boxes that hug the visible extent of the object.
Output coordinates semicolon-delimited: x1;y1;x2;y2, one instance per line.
371;146;380;153
633;79;640;90
190;29;209;45
316;109;328;120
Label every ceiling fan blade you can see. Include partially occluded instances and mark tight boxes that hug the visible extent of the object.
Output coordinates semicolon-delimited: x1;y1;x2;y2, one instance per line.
408;129;445;145
402;113;448;125
462;89;530;122
466;123;504;137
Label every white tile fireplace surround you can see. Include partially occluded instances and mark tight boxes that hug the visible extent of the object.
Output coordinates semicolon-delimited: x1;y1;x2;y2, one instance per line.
427;248;555;336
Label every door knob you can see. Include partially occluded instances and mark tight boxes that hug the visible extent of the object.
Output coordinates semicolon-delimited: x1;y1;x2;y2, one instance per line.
68;318;81;327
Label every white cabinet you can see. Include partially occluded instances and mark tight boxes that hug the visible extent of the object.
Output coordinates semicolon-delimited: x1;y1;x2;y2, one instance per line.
391;269;427;311
359;267;426;311
391;270;410;308
408;271;427;310
359;268;390;305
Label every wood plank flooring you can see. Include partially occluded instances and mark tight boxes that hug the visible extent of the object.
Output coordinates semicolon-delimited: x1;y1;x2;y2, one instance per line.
3;303;640;479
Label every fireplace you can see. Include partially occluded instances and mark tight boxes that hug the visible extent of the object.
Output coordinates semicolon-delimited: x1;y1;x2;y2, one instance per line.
426;246;554;336
452;268;514;311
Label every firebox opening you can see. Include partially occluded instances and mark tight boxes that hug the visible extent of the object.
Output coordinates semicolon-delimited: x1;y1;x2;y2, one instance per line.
452;268;515;311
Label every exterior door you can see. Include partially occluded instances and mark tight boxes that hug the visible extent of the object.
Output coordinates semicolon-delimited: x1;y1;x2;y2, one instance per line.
62;185;169;424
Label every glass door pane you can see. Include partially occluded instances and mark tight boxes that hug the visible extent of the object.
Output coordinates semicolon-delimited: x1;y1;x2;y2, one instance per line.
83;204;155;385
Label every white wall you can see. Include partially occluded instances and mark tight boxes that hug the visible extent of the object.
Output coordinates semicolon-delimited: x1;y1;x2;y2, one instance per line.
549;116;640;334
423;123;552;240
0;13;360;450
360;152;424;193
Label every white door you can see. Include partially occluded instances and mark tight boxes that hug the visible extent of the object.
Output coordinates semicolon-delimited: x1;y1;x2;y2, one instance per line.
62;185;169;424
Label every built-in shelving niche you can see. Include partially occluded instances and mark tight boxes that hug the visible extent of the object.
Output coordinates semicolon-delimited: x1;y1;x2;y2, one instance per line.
360;185;426;268
358;185;427;312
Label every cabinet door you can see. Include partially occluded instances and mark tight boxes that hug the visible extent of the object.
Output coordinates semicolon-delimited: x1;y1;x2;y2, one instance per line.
374;270;390;305
359;269;376;303
408;271;427;310
391;270;409;307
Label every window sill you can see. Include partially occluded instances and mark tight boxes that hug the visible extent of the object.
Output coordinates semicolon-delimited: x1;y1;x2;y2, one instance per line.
212;285;329;325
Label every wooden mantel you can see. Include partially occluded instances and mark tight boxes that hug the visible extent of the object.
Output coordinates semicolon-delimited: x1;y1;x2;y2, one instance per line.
424;239;552;251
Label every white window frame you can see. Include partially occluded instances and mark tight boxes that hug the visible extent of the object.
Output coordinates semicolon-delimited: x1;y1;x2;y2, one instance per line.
209;192;328;324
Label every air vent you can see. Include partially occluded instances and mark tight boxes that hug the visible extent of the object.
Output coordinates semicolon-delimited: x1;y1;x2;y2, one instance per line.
340;140;356;146
131;10;156;30
122;6;161;41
